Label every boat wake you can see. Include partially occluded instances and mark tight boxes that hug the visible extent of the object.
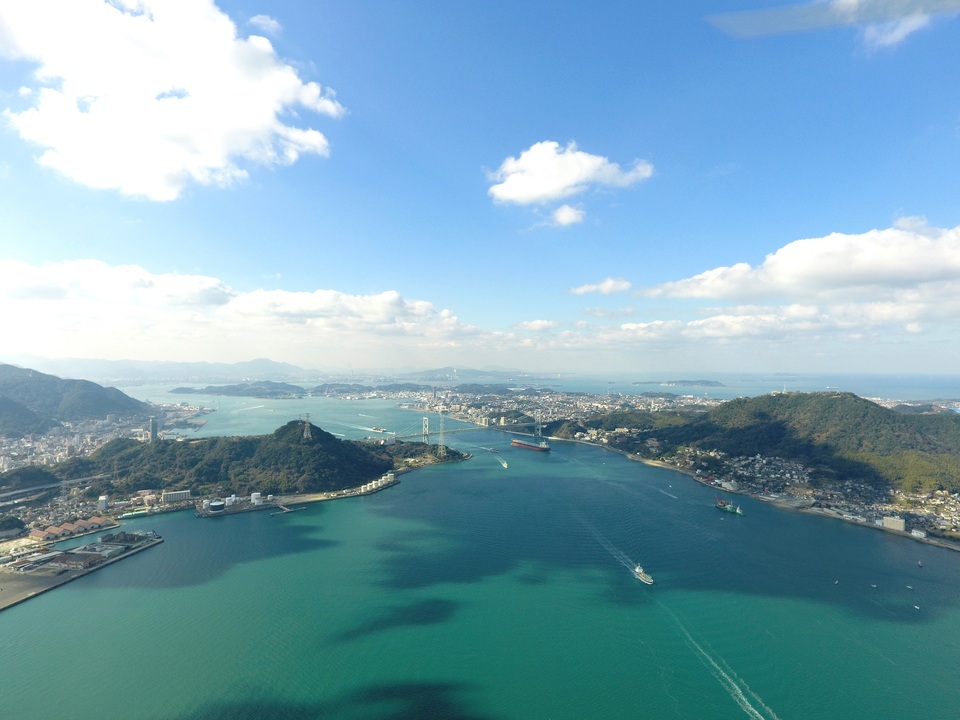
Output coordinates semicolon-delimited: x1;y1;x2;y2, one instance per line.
587;524;639;574
661;604;781;720
656;488;679;499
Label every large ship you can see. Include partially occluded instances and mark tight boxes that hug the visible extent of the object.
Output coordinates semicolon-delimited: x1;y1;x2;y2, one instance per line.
511;437;551;451
715;495;743;515
633;565;654;584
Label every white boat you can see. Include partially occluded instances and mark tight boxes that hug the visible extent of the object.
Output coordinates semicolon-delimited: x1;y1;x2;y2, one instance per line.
633;565;654;585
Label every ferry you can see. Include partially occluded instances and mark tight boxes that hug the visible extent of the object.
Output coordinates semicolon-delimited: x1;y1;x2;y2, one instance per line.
715;495;743;515
633;565;654;585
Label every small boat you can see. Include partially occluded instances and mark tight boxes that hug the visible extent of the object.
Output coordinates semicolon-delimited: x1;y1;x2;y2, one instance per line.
918;561;923;567
914;605;920;610
906;585;913;590
633;565;654;585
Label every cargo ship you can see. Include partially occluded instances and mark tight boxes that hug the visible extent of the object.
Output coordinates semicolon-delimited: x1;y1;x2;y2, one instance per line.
511;437;551;451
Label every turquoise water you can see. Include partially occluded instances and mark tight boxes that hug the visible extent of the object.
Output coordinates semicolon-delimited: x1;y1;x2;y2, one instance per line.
3;395;960;719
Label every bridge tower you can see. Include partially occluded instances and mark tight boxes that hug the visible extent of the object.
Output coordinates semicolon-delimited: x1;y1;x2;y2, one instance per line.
437;410;446;458
422;417;429;444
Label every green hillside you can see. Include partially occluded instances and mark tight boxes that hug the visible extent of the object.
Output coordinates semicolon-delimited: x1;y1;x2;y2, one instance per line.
51;420;455;497
0;397;58;437
651;392;960;492
0;363;149;428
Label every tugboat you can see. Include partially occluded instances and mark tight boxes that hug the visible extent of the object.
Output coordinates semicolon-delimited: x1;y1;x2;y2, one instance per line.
715;495;744;515
633;565;654;585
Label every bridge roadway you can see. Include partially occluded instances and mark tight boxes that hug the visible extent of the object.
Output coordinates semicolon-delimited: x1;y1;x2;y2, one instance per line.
390;419;538;441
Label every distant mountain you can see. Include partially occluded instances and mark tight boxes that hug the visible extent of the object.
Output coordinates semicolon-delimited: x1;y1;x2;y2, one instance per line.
0;356;318;384
0;364;149;436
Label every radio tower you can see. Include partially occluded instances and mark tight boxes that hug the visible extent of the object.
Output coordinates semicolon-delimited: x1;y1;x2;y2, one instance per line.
302;413;312;441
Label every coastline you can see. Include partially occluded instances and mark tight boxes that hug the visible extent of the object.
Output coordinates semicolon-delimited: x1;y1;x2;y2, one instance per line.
628;454;960;553
0;537;163;614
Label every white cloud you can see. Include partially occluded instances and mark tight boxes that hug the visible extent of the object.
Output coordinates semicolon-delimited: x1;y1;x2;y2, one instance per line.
0;0;345;200
861;12;932;47
645;218;960;301
248;14;281;35
552;204;585;226
620;219;960;352
488;141;653;205
515;319;558;332
570;278;632;296
0;260;482;364
709;0;960;47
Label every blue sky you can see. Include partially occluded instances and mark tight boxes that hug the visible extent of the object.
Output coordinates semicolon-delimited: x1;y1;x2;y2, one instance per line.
2;0;960;376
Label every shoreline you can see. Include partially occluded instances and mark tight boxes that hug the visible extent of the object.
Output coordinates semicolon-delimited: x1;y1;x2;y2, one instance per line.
0;537;163;614
628;454;960;553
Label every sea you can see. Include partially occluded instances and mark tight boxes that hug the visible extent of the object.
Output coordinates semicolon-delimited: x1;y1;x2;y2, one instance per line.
3;375;960;720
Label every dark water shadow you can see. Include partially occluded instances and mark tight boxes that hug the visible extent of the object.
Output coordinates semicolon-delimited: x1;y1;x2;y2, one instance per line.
367;441;960;624
334;598;461;642
168;681;499;720
66;507;338;590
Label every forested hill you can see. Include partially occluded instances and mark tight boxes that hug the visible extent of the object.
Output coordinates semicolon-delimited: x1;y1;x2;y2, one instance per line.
54;420;404;496
655;392;960;491
689;392;960;456
0;364;148;434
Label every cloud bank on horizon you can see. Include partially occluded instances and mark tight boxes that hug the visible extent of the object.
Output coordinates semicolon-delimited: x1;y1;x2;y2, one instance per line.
3;219;959;372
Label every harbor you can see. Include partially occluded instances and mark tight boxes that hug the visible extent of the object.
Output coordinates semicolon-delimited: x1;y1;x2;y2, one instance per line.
0;532;163;613
194;472;400;518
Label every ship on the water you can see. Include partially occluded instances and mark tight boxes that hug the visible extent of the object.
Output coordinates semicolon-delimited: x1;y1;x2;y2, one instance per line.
511;437;551;451
716;495;743;515
633;565;654;584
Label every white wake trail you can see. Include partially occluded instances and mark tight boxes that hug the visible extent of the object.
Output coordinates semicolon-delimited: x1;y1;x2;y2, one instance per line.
662;603;779;720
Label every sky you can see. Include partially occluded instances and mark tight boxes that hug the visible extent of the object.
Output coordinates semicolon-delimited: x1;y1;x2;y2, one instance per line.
1;0;960;377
